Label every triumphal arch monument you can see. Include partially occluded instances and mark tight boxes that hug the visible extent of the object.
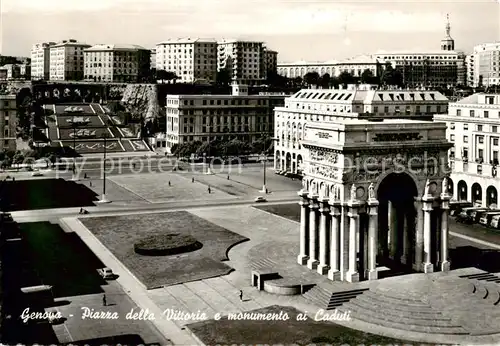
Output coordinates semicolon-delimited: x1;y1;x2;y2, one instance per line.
297;119;453;282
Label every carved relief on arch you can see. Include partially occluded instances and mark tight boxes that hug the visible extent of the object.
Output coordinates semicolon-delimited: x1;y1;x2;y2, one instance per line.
302;176;311;192
309;179;319;196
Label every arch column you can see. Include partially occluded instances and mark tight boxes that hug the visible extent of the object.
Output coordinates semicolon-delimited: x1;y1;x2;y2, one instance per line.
346;200;361;283
422;194;434;273
440;191;451;272
297;190;310;265
367;198;379;280
328;200;341;281
317;198;330;275
307;194;320;270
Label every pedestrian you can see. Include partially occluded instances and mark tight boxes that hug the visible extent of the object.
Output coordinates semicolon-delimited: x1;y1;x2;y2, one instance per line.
84;173;87;179
79;208;83;214
192;177;194;183
102;294;107;306
227;175;230;180
239;290;243;301
168;181;171;186
208;186;211;194
89;181;92;187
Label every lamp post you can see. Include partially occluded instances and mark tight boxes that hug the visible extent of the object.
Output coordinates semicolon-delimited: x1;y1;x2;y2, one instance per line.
98;133;111;203
71;118;78;180
259;153;268;194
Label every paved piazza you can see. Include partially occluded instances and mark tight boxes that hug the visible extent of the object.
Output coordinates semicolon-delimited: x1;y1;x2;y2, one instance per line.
108;172;236;203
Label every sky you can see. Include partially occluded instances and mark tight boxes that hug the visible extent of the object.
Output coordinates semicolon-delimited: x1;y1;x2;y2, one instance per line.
1;0;499;62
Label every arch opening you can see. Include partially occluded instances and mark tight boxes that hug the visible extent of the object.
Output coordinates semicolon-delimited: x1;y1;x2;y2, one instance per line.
457;180;468;201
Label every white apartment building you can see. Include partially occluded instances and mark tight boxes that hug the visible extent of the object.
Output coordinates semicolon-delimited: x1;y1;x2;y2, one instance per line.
373;51;466;88
49;39;91;81
278;55;383;79
466;54;475;87
435;93;500;207
471;42;500;87
84;44;151;82
264;49;278;75
165;84;286;152
156;38;218;83
275;85;449;174
150;48;156;70
0;94;17;151
31;42;56;80
217;40;266;85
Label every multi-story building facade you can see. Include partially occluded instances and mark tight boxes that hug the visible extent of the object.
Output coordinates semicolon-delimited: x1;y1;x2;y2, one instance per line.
0;64;21;80
435;93;500;207
156;38;218;83
165;84;286;152
471;42;500;87
150;48;156;70
277;55;383;79
264;49;278;75
31;42;56;80
274;85;449;174
0;94;17;151
83;44;150;82
49;39;91;81
217;40;266;85
466;54;475;87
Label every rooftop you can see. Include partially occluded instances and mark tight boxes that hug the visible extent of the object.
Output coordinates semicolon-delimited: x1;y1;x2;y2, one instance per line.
52;39;91;48
85;44;148;51
374;50;465;56
157;38;217;45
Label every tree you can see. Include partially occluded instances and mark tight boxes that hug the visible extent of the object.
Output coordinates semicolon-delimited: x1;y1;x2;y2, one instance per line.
338;71;355;87
303;72;320;87
216;69;231;86
156;70;168;83
320;73;331;89
171;143;179;156
360;69;375;84
252;135;273;154
165;71;178;84
329;76;340;88
293;77;303;87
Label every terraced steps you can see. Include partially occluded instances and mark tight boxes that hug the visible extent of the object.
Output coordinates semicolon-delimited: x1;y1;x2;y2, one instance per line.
303;286;368;310
460;272;500;283
250;258;278;270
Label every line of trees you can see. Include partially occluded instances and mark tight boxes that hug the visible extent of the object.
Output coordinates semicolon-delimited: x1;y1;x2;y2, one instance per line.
171;136;274;160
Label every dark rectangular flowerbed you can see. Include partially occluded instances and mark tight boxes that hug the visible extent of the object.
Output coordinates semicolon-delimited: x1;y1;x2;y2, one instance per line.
81;211;248;289
254;203;300;223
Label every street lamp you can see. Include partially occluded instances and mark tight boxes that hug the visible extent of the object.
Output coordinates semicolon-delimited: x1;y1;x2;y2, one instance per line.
97;133;111;203
259;153;268;194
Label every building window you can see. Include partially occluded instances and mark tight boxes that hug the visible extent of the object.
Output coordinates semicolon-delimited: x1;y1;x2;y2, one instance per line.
464;124;468;130
464;135;469;143
456;109;461;116
477;125;483;131
493;126;498;133
450;134;455;141
479;149;484;160
450;123;455;129
494;151;499;162
470;110;475;117
484;110;489;118
487;96;494;104
477;165;483;174
479;136;484;144
494;138;499;146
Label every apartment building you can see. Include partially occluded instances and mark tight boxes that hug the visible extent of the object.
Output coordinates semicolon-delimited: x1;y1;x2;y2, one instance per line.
466;54;475;87
471;42;500;87
435;93;500;207
31;42;56;80
150;48;156;70
49;39;91;81
217;40;266;85
0;94;17;151
156;38;218;83
275;85;449;174
84;44;151;82
264;49;278;75
165;84;286;152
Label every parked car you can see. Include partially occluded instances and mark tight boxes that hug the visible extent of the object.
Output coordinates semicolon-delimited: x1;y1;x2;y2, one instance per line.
31;170;43;177
456;214;474;224
479;211;500;226
97;267;115;280
254;196;267;203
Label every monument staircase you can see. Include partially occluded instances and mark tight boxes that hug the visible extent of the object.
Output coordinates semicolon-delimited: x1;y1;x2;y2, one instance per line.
302;285;368;310
459;272;500;306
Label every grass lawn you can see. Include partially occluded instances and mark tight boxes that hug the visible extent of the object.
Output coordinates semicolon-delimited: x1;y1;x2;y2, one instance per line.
254;202;300;223
2;179;98;211
188;305;427;345
81;211;249;289
18;222;106;297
